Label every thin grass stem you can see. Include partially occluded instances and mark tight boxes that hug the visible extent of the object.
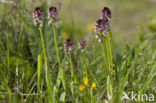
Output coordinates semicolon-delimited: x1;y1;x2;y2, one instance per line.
7;26;10;75
7;86;11;103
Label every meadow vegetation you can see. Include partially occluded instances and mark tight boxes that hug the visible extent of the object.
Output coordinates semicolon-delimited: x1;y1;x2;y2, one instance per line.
0;0;156;103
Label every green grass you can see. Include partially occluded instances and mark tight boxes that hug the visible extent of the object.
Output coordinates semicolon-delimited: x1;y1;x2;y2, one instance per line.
0;0;156;103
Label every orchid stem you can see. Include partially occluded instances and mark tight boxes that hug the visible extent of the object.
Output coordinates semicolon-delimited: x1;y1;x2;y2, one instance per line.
108;32;113;69
39;27;48;83
69;54;74;79
39;27;53;102
82;52;88;78
52;20;66;91
105;37;111;72
101;41;108;74
107;32;113;75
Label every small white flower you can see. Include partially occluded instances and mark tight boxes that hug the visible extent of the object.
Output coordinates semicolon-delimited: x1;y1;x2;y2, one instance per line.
95;34;99;38
98;39;102;43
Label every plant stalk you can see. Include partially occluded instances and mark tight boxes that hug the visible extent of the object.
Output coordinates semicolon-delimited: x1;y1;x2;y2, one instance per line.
101;41;108;74
82;52;88;77
69;54;74;79
52;20;66;91
39;27;53;101
7;27;10;75
104;37;111;72
107;32;113;70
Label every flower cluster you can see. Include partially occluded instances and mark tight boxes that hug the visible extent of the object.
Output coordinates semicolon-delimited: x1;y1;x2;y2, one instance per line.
33;7;44;27
95;18;110;35
101;7;112;19
33;7;58;27
94;7;112;42
48;7;58;24
64;38;74;53
91;82;96;89
78;40;87;52
64;38;87;53
83;77;88;85
79;77;96;91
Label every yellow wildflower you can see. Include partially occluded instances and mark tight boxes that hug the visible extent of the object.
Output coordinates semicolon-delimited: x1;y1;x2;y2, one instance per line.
87;24;94;31
91;82;96;89
79;85;84;91
83;77;88;85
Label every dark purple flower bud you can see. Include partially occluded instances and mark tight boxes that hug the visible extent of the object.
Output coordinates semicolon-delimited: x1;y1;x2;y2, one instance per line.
64;38;74;53
48;7;58;24
33;7;43;27
101;7;112;19
94;17;110;34
78;40;86;52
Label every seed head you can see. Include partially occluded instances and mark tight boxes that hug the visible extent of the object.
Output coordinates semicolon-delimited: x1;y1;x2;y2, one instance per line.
48;7;58;24
101;7;112;19
78;40;86;52
64;38;74;53
33;7;43;27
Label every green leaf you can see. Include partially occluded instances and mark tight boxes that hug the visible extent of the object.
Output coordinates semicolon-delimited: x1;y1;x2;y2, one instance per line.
0;93;5;99
60;92;66;102
37;55;41;95
91;94;97;103
107;76;113;102
0;85;5;91
7;86;11;103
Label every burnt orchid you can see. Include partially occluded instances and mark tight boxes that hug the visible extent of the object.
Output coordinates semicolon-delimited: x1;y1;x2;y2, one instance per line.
98;7;114;102
94;7;113;77
50;6;67;90
94;17;110;35
94;17;110;43
78;40;87;52
77;40;88;78
33;7;54;97
33;7;43;27
94;7;112;41
48;7;58;24
64;38;75;87
101;7;112;19
64;38;74;53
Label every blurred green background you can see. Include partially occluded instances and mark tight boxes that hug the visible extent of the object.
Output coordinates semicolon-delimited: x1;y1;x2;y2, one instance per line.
0;0;156;49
